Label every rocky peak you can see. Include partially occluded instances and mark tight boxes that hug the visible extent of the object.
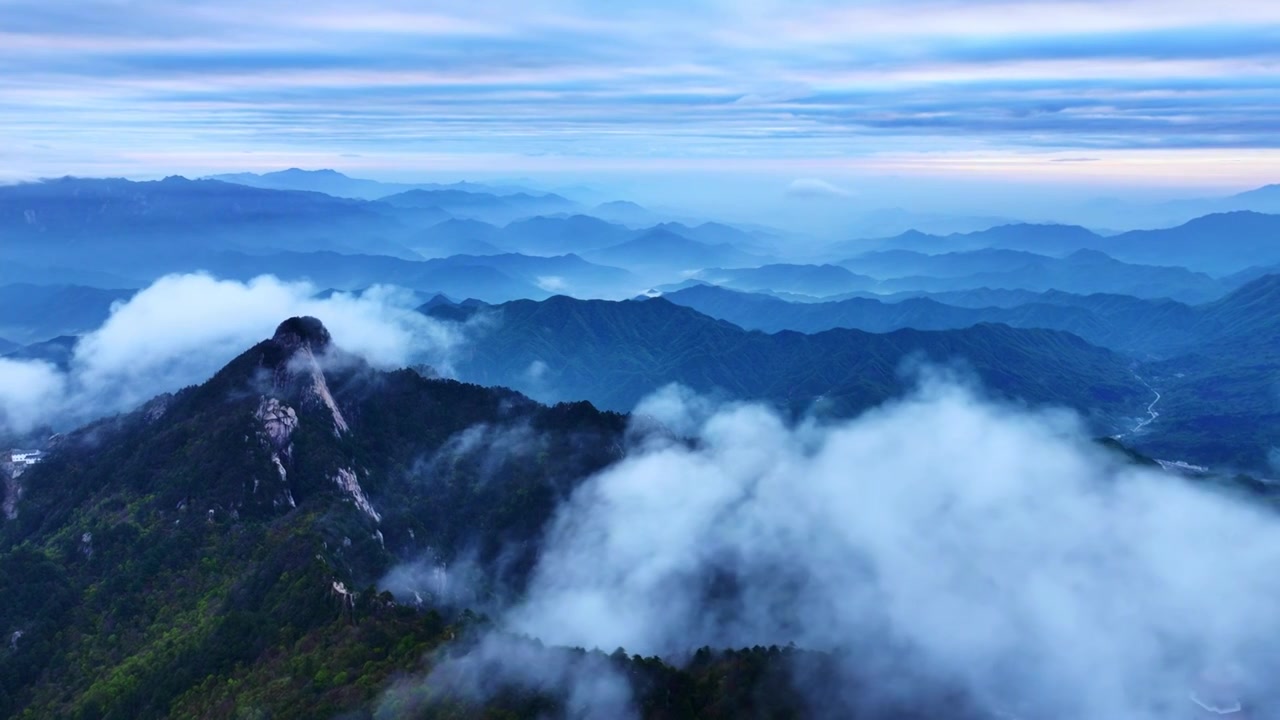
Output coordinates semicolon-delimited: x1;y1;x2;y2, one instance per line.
261;316;349;437
271;316;332;354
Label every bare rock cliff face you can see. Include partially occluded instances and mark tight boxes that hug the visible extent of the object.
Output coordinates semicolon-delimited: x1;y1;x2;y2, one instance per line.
268;316;350;437
1;458;21;520
252;316;378;522
254;397;299;510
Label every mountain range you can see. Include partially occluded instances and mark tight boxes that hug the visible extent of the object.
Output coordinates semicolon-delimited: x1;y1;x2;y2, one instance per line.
187;250;637;301
0;177;424;276
5;164;1280;719
658;276;1280;470
693;249;1233;303
692;264;878;297
377;188;578;225
1075;183;1280;230
204;168;547;201
6;315;1109;718
849;212;1280;275
842;248;1229;302
0;284;135;344
659;277;1280;361
424;295;1148;430
0;178;775;292
584;228;766;273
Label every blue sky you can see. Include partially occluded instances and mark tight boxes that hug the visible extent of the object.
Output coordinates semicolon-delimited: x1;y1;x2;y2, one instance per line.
1;0;1278;198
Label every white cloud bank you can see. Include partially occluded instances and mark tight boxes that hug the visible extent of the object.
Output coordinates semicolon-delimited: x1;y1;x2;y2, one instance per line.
425;377;1280;717
786;177;855;198
0;273;466;435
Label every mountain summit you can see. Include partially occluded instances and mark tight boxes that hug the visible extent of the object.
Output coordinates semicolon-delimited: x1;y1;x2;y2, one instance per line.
0;318;633;718
272;315;332;352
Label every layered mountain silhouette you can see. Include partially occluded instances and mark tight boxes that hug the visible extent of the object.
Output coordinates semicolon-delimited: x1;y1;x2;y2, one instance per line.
424;295;1148;430
693;264;878;296
691;250;1231;303
0;284;136;344
377;188;578;224
189;250;636;301
661;283;1216;357
583;227;765;271
660;276;1280;471
841;248;1229;302
0;177;430;284
496;214;635;255
205;168;543;201
857;213;1280;274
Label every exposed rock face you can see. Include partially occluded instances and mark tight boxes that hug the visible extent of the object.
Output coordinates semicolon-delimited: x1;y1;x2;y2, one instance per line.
1;458;21;520
141;394;173;424
254;397;299;509
272;316;332;352
253;317;375;519
333;467;380;522
255;398;298;454
306;368;349;437
267;316;349;436
331;580;356;614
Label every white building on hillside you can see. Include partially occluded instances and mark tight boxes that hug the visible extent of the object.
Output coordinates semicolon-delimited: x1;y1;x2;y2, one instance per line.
9;451;43;466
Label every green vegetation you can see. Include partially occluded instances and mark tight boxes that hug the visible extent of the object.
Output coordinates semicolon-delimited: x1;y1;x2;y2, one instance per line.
1;310;1271;718
427;295;1148;430
0;324;625;718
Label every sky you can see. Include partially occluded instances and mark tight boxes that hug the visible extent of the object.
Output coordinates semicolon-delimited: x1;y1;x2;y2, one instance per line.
1;0;1278;201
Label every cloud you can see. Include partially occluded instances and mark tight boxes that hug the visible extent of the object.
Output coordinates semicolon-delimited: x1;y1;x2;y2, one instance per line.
630;382;725;438
0;273;466;435
466;376;1280;717
524;359;549;382
535;275;567;292
2;0;1280;183
420;421;548;487
376;633;636;719
786;178;855;199
0;358;67;435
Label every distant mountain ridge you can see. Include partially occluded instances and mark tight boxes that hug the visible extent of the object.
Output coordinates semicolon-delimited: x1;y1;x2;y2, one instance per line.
663;274;1280;361
864;248;1231;303
0;284;135;344
843;248;1046;278
590;199;662;226
856;212;1280;274
425;294;1148;430
496;214;635;255
686;250;1233;303
1075;182;1280;230
0;176;429;280
377;188;578;224
694;264;878;296
870;223;1102;256
188;250;638;301
656;277;1280;471
205;168;549;200
583;227;766;271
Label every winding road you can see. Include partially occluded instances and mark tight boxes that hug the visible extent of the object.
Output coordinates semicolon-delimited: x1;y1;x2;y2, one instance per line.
1115;373;1161;440
1132;375;1161;433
